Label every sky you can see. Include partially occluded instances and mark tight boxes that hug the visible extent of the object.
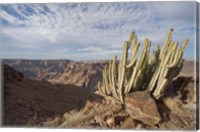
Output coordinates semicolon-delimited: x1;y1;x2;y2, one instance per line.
1;2;198;60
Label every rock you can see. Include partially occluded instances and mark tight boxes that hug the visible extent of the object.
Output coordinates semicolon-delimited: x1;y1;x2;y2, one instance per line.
52;117;62;126
80;100;94;115
106;117;114;127
94;115;107;128
125;91;161;126
94;115;104;124
136;123;145;129
120;116;136;129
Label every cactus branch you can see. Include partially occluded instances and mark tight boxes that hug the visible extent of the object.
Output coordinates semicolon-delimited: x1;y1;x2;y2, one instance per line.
98;29;188;104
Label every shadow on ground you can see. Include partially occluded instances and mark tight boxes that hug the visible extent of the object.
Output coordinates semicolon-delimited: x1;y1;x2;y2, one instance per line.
3;66;103;127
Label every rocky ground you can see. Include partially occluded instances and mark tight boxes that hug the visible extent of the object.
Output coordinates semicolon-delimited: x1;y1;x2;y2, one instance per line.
3;64;102;127
2;60;198;130
42;76;197;130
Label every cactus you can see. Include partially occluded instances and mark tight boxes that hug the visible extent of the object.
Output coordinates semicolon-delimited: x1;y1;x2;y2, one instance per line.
98;29;188;104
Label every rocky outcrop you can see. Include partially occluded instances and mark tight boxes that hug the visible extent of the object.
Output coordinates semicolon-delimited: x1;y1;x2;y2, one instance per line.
125;91;161;126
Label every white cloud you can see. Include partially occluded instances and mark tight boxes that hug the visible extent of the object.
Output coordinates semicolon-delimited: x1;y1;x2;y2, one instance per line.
1;2;196;60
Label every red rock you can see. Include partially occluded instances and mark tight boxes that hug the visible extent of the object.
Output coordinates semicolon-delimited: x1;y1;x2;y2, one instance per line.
125;91;161;126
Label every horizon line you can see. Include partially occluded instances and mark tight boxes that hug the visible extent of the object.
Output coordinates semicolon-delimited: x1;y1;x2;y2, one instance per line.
1;57;196;62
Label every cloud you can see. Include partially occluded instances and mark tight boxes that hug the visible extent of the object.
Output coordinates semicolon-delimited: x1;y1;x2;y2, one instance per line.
1;2;196;60
146;2;196;22
76;46;122;60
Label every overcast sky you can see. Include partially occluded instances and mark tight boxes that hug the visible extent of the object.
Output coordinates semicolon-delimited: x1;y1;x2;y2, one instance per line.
1;2;197;60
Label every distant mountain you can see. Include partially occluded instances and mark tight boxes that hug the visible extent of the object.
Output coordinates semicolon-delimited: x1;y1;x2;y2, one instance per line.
3;59;196;92
3;59;107;91
3;59;71;78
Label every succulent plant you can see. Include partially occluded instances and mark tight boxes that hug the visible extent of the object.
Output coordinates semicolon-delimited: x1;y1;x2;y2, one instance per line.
98;29;189;104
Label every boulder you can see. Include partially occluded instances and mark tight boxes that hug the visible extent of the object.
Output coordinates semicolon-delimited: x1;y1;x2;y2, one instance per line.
125;91;161;126
120;116;136;129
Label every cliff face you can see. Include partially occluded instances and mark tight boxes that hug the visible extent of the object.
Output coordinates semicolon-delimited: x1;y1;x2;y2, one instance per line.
3;60;107;91
3;59;71;78
36;62;105;91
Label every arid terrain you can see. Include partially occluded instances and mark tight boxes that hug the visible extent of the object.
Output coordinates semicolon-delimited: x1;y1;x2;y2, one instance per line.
2;59;198;130
3;59;107;91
